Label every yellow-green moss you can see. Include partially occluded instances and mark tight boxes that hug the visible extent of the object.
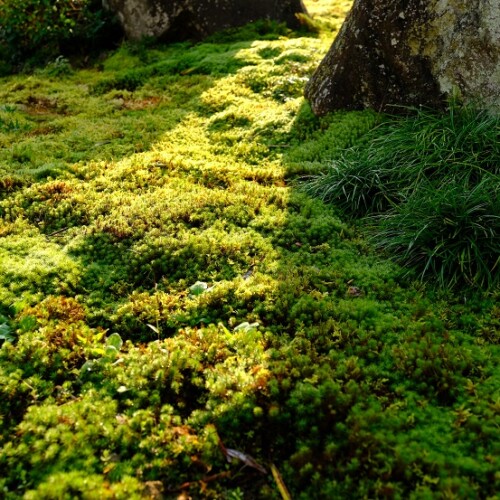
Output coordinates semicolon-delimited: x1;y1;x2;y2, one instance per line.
0;1;498;499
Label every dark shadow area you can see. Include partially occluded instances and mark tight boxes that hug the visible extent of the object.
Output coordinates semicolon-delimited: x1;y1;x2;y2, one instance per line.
161;11;203;42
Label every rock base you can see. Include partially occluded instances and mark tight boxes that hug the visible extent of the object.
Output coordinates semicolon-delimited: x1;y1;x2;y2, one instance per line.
305;0;500;114
104;0;307;42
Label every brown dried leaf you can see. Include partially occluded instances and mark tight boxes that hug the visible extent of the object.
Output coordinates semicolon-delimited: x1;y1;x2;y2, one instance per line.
224;448;267;474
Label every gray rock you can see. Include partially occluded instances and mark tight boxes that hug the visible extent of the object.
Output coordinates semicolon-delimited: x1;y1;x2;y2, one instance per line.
103;0;307;41
305;0;500;114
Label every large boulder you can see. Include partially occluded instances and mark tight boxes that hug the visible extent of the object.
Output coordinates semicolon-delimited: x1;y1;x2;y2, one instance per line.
103;0;307;41
305;0;500;114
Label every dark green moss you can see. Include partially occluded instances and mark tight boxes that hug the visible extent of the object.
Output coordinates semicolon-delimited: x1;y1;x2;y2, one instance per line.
0;1;498;498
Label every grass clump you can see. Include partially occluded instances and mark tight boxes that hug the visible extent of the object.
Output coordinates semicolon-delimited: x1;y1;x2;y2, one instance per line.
303;105;500;288
0;1;499;498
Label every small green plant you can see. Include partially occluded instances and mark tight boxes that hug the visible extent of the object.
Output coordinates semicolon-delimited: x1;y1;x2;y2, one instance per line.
0;105;30;133
37;56;74;77
0;320;14;344
80;332;124;374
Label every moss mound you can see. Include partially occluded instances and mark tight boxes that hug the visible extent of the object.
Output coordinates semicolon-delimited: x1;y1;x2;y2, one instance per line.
0;1;498;498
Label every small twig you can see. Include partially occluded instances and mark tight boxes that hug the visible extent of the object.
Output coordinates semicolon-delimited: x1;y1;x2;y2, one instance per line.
22;380;36;391
271;463;292;500
47;227;69;237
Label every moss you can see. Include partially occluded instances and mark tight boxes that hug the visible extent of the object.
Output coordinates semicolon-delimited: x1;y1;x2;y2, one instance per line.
0;1;498;498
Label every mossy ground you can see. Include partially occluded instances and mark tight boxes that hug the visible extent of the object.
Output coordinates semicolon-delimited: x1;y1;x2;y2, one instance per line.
0;1;498;498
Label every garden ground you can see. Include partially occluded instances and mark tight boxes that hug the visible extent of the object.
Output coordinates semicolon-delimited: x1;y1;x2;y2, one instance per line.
0;1;498;498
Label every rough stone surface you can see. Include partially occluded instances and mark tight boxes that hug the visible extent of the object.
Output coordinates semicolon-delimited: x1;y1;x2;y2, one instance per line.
305;0;500;114
103;0;307;42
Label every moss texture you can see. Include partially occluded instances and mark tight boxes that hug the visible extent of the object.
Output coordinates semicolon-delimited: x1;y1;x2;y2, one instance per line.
0;1;498;498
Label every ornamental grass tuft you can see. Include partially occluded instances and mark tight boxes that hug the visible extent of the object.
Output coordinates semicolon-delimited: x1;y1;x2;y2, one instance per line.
303;104;500;288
